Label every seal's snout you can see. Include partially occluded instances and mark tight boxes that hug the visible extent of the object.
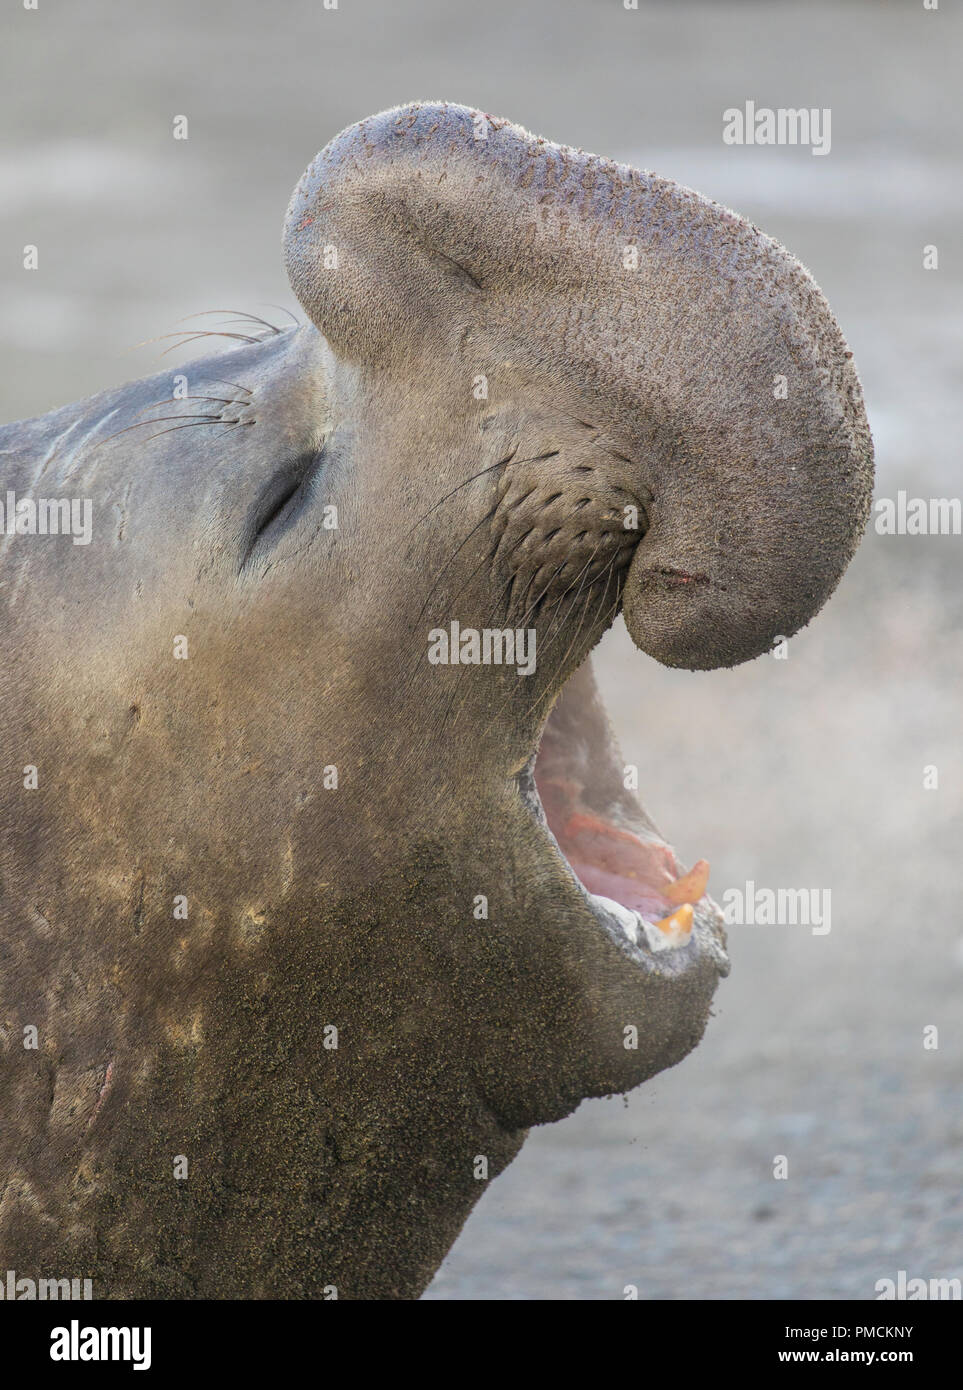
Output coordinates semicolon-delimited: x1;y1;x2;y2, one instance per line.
623;564;785;670
621;392;873;672
616;241;874;670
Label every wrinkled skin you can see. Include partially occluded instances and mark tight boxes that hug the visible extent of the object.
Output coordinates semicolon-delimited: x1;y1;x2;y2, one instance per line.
0;104;873;1299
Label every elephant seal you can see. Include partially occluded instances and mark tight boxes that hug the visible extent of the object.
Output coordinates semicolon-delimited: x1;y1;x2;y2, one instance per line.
0;102;872;1299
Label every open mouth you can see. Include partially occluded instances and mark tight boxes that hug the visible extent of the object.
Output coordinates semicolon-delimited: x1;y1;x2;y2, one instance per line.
517;661;730;977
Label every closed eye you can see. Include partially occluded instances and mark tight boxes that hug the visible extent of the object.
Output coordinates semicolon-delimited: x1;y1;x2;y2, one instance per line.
242;441;326;569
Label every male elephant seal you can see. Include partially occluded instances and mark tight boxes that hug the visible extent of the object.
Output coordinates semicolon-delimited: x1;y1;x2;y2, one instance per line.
0;102;872;1299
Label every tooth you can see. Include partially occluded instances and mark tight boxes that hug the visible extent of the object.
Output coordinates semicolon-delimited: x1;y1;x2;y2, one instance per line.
640;902;694;954
652;903;694;936
664;860;710;906
593;895;639;945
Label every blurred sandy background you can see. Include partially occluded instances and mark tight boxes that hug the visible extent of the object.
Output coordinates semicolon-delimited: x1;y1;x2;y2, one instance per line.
2;0;960;1298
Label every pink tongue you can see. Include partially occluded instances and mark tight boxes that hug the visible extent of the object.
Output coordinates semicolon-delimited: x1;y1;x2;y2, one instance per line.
567;861;675;918
548;809;681;914
533;773;710;918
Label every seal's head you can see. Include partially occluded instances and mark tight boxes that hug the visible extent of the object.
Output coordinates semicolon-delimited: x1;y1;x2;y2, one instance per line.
276;97;871;1092
0;103;872;1298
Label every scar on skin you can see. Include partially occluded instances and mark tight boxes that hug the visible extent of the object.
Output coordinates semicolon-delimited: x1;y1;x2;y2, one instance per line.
86;1060;114;1130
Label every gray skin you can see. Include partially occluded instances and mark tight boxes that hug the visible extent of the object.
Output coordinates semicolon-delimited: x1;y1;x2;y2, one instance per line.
0;103;873;1299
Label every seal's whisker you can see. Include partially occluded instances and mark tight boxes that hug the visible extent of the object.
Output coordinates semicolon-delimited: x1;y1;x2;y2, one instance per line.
485;569;519;631
444;569;525;732
499;559;538;630
522;556;620;723
260;302;301;328
135;328;261;352
413;454;515;530
158;330;266;356
562;551;622;666
407;530;504;685
468;552;597;744
195;318;277;337
141;421;228;442
535;539;607;654
130;397;239;420
154;395;237;406
175;309;283;336
220;312;283;336
418;450;560;528
460;553;582;743
414;503;500;622
210;379;252;395
513;558;568;631
530;556;605;681
93;414;225;449
504;539;573;628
